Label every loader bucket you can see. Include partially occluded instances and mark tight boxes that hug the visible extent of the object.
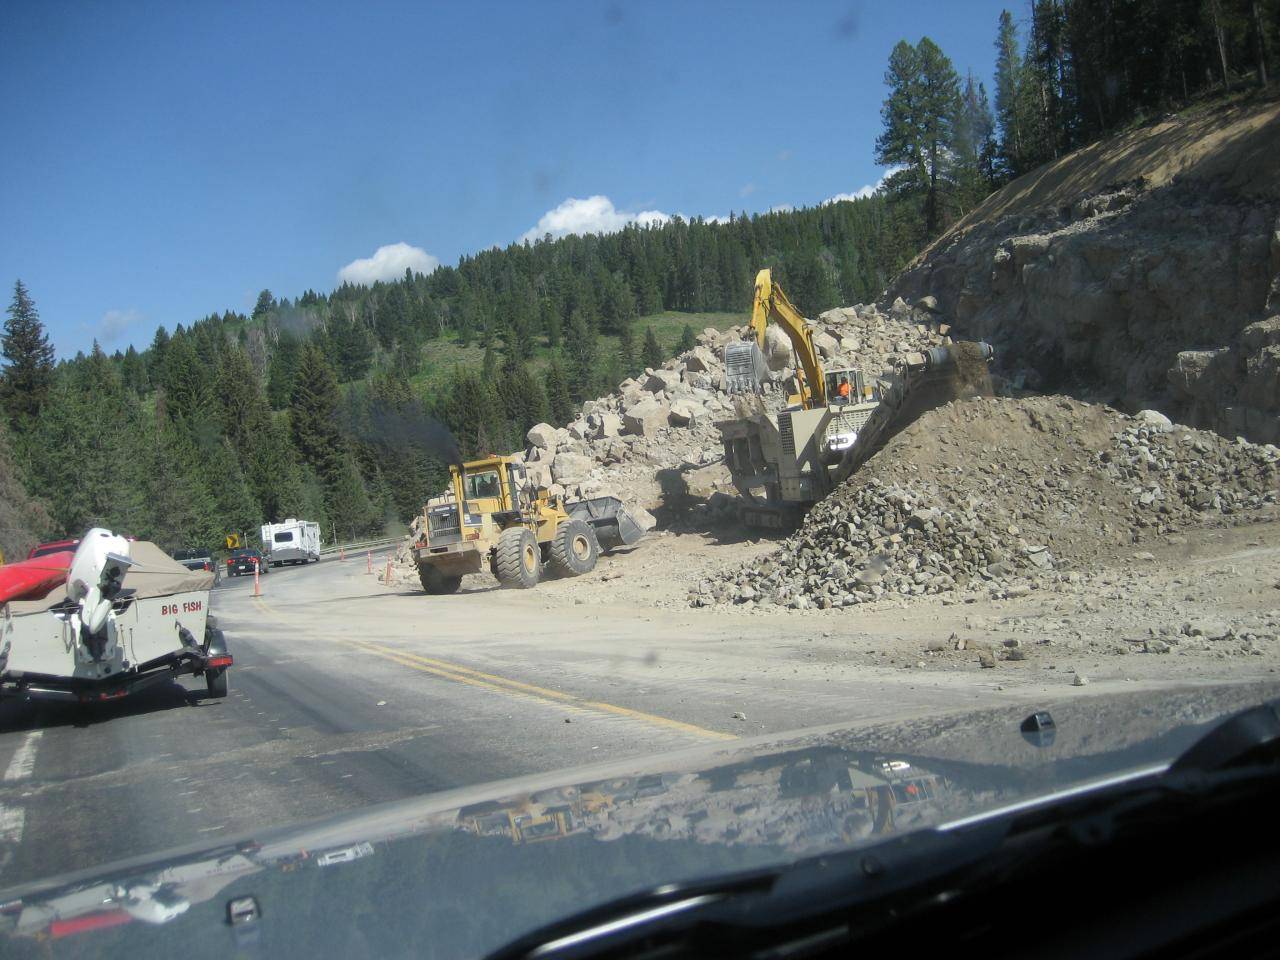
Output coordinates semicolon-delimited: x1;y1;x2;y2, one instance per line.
565;496;645;552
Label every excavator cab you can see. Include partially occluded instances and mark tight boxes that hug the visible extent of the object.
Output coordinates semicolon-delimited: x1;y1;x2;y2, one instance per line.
824;368;880;407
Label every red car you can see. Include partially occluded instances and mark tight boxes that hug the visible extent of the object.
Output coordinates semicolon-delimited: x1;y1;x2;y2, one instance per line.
27;538;80;560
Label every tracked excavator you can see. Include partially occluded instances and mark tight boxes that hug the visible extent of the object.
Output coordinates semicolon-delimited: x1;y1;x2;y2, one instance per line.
716;269;994;527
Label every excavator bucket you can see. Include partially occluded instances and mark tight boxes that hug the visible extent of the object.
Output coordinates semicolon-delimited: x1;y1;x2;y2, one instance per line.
565;496;645;552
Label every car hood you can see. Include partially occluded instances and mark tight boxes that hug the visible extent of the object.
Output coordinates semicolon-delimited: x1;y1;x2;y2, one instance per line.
2;682;1275;958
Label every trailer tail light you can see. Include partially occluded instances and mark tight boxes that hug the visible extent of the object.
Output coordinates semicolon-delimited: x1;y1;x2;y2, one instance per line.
206;655;233;669
81;688;128;703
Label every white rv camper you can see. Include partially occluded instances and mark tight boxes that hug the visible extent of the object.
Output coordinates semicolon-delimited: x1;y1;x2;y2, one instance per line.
260;519;321;566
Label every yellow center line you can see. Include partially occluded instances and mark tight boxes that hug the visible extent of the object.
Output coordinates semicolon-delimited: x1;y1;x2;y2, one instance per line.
349;640;736;742
246;592;734;742
249;595;292;625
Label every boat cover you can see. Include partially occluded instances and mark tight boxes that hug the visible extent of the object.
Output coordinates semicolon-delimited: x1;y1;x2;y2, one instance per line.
5;541;214;616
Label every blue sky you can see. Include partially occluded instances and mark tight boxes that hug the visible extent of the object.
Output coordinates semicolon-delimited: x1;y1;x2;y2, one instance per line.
1;0;1015;356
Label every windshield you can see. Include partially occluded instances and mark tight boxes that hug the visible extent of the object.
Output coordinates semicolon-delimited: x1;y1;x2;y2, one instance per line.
1;2;1278;957
464;470;500;500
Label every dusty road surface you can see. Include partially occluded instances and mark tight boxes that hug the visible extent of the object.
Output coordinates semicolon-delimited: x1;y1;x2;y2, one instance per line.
0;525;1277;889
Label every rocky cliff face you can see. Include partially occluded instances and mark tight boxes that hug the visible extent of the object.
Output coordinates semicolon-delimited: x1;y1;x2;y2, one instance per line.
888;100;1280;443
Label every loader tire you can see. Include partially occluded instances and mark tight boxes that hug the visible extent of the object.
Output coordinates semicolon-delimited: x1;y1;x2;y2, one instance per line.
417;562;462;595
549;520;598;577
495;527;541;589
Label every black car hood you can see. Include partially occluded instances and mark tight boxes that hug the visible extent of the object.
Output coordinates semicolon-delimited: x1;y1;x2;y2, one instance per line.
2;681;1276;959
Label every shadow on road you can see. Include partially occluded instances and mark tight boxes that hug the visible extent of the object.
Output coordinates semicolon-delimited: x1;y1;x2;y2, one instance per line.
0;680;219;734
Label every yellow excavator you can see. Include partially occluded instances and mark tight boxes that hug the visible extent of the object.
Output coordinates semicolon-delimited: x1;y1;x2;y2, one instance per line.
717;269;993;527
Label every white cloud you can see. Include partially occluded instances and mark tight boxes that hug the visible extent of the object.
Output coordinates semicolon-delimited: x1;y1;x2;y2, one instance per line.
768;203;795;214
824;166;907;205
338;242;440;286
739;182;758;198
520;195;671;243
96;308;142;344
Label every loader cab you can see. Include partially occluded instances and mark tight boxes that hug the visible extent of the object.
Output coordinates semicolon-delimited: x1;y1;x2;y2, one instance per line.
453;456;532;529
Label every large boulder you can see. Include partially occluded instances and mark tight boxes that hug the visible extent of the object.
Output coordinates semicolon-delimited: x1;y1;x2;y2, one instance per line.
628;504;658;532
525;460;553;490
644;369;683;394
551;452;594;485
592;412;623;439
622;397;670;436
526;422;558;451
811;330;840;360
682;369;715;391
684;345;719;373
618;378;644;406
668;399;706;426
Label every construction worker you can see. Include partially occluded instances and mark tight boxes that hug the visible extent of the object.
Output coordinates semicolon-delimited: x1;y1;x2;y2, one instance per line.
837;378;852;402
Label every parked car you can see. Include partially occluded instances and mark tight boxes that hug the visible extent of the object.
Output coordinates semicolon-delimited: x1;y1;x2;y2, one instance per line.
171;548;214;573
226;548;268;577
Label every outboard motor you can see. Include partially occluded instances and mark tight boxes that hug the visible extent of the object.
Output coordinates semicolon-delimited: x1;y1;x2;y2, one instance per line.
65;528;133;661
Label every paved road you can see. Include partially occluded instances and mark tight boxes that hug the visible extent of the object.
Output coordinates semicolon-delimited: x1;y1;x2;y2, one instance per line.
0;551;1258;891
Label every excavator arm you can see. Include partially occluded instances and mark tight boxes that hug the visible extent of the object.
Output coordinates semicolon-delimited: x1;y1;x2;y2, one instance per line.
747;269;827;408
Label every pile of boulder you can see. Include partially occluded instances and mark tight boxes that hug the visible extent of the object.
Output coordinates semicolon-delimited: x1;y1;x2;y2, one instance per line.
690;396;1279;611
514;296;966;510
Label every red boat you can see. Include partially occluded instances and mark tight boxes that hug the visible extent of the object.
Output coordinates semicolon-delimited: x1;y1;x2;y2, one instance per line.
0;549;75;604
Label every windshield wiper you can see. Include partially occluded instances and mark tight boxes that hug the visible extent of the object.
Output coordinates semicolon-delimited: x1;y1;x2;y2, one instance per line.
488;700;1280;960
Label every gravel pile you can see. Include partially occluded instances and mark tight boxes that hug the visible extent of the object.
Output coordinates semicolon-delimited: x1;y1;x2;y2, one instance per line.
691;397;1279;611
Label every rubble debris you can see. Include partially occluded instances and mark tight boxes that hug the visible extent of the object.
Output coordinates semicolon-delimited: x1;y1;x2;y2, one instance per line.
690;396;1277;610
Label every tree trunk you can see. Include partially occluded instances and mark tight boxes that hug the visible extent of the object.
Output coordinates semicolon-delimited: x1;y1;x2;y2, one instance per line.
1252;0;1269;87
1210;0;1231;91
927;142;939;236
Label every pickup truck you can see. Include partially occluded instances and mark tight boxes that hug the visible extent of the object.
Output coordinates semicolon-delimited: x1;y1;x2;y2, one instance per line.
171;548;214;573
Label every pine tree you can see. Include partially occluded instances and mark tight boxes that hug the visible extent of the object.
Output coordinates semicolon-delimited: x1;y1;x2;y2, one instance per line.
677;324;697;354
289;342;345;479
323;307;374;383
161;334;214;427
993;9;1026;178
495;356;550;441
0;417;53;557
955;73;998;209
544;358;574;424
874;37;963;238
252;289;277;320
617;323;639;378
327;453;380;539
120;345;149;394
1;280;56;430
641;326;664;369
147;326;170;386
266;333;302;409
145;421;222;549
565;309;599;402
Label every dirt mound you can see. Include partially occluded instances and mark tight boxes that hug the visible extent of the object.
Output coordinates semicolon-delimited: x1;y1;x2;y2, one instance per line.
690;397;1279;610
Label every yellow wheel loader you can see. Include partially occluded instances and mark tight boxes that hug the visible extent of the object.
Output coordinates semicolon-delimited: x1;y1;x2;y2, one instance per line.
411;455;645;593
